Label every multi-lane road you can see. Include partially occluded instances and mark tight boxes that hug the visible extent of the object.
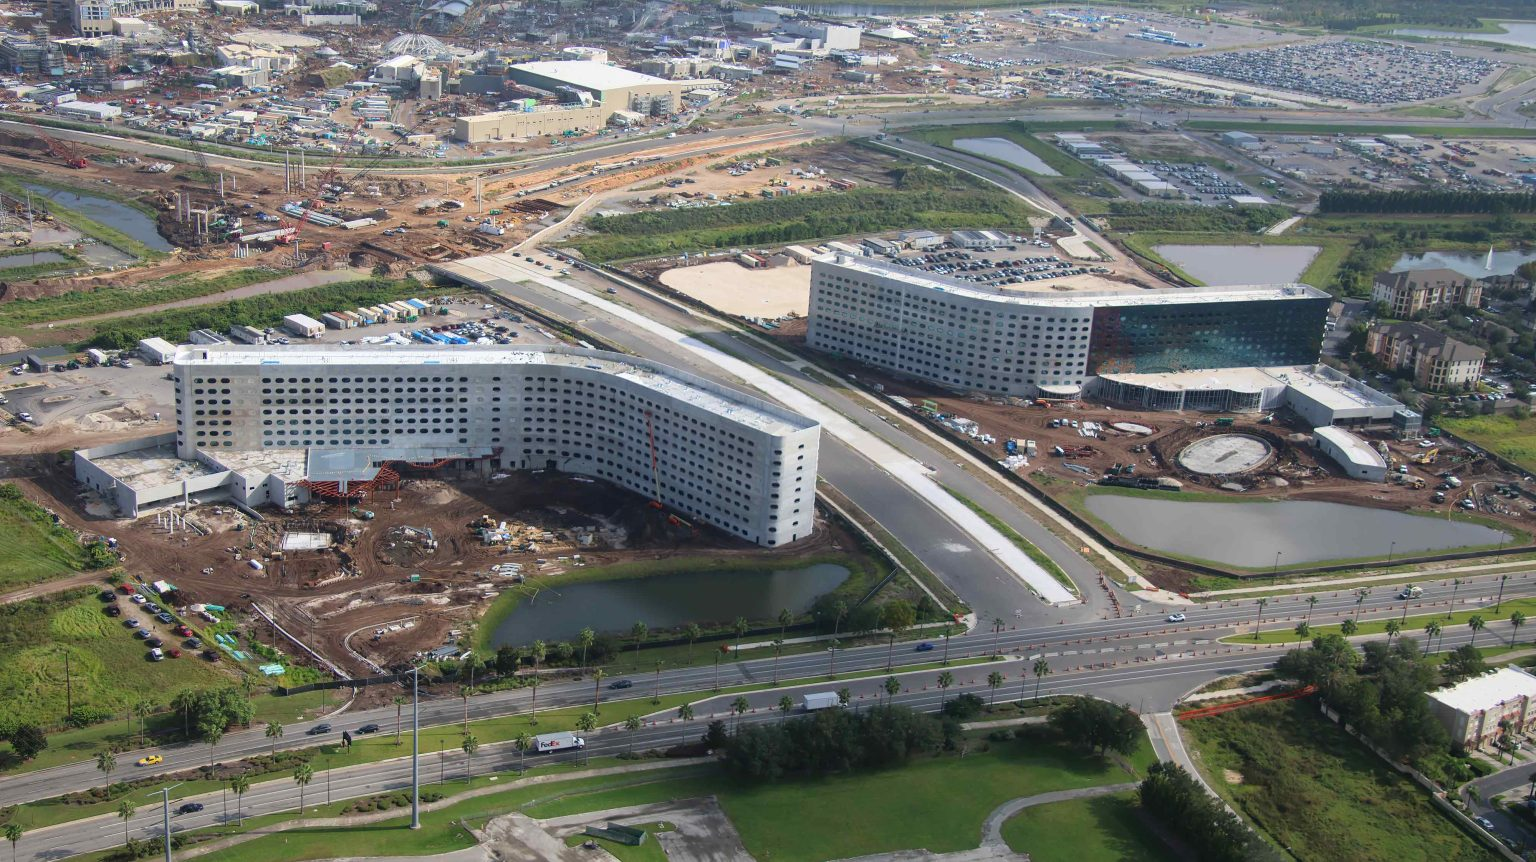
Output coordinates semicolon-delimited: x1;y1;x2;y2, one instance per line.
7;569;1535;862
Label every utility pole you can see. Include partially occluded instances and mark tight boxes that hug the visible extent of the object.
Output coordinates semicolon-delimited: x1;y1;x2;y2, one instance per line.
148;783;182;862
409;666;421;829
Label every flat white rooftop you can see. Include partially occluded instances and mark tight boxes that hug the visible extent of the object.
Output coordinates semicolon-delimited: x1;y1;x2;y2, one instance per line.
1099;365;1402;412
1430;666;1536;714
820;256;1330;308
511;60;671;92
176;343;815;436
90;441;217;486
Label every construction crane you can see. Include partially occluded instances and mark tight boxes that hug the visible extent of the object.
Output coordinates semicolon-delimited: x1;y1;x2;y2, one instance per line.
36;129;87;169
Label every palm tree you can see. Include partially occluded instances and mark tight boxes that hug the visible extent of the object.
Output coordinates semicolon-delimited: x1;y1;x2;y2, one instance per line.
293;762;314;813
1341;618;1359;637
837;687;851;710
778;695;794;716
116;800;136;846
623;716;642;753
684;623;702;663
1033;658;1051;702
936;671;953;708
630;620;648;664
266;720;284;755
205;725;224;766
777;608;792;642
1424;620;1442;656
831;600;849;640
529;640;546;676
460;685;472;729
591;669;605;715
652;660;664;705
1448;578;1463;618
514;732;532;773
96;751;116;797
1385;618;1402;643
393;696;407;744
1469;615;1487;647
771;639;784;685
1513;611;1528;647
133;700;154;748
732;696;750;732
576;712;597;734
1294;621;1310;640
732;617;749;658
461;734;478;783
676;704;694;746
577;627;596;670
527;674;541;725
1353;588;1371;622
987;671;1004;708
1305;595;1319;625
6;822;22;862
827;637;840;678
992;617;1005;656
1252;597;1269;640
230;774;250;825
1526;769;1536;801
884;676;900;706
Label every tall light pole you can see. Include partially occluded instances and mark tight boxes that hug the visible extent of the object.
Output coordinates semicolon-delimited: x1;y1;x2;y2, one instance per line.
409;666;421;830
1496;573;1511;614
147;782;182;862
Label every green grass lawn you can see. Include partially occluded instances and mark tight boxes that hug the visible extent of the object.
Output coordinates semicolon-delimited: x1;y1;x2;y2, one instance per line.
1441;415;1536;474
0;268;282;330
0;486;93;590
1183;699;1497;862
0;591;239;765
169;729;1154;862
1000;791;1181;862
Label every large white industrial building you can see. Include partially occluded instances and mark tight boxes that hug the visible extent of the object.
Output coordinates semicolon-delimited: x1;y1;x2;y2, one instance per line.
76;344;821;547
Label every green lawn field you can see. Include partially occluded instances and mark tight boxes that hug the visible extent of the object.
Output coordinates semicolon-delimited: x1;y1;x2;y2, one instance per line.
1000;791;1182;862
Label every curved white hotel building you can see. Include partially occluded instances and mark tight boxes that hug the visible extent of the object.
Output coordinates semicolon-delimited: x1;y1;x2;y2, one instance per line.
807;255;1331;399
78;344;820;547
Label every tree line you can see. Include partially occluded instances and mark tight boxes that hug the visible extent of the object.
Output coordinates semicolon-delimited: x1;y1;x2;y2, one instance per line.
1319;190;1536;215
718;704;949;781
1093;201;1290;234
1139;761;1281;862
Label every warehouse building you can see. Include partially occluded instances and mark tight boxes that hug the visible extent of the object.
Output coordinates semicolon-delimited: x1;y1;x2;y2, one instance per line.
1428;667;1536;749
453;102;611;142
453;60;715;142
807;255;1330;399
76;345;820;547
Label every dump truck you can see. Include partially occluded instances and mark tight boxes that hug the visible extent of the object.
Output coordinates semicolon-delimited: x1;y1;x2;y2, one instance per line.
533;731;585;753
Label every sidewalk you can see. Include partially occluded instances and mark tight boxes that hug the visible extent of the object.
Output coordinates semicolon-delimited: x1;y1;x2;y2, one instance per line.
1191;558;1535;599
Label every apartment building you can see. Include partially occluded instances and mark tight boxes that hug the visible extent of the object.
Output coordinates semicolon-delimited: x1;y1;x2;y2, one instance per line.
1370;267;1483;317
1366;321;1486;391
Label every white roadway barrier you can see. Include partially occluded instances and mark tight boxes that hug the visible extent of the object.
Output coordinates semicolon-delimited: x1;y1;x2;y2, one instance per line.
437;253;1079;605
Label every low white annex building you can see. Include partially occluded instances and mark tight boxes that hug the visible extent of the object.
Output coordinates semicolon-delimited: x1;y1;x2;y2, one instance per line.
76;344;821;547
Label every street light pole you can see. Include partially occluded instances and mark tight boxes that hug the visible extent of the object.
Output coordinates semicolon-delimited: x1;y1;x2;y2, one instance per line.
409;666;421;830
1497;574;1510;613
147;782;182;862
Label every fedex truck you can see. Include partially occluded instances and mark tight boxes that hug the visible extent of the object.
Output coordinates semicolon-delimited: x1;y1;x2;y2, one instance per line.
532;731;585;753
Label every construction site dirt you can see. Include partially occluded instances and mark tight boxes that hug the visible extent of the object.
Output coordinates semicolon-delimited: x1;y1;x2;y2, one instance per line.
10;452;843;687
767;327;1534;589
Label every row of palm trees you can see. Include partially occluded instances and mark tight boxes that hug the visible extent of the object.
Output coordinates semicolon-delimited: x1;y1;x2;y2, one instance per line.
1291;609;1529;653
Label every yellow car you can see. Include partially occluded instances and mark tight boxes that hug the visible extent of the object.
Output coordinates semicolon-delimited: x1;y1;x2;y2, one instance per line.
136;755;162;767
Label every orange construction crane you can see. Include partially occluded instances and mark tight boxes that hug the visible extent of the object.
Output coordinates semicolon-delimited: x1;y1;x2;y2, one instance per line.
36;129;87;169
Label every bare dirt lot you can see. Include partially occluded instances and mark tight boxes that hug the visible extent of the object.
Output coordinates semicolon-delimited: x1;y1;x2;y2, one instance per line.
660;260;814;317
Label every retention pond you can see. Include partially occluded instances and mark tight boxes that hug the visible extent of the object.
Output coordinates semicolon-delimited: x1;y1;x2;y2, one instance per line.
21;183;171;251
486;563;850;647
1083;493;1511;568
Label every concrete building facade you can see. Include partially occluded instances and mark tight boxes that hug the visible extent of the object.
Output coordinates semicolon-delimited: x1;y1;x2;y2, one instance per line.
1428;667;1536;749
77;344;821;546
1366;321;1485;391
806;255;1330;399
1371;267;1484;318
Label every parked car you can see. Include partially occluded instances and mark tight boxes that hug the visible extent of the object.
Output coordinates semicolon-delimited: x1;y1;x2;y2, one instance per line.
185;637;201;648
99;590;117;602
176;803;204;815
1166;613;1187;623
136;755;163;767
157;612;174;624
123;618;141;628
148;648;164;661
104;605;121;617
1476;816;1495;830
201;649;220;662
135;628;152;640
130;594;147;605
168;649;181;658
